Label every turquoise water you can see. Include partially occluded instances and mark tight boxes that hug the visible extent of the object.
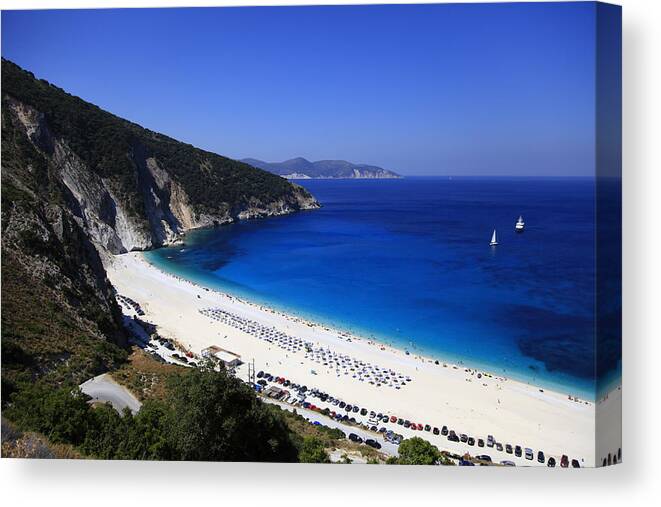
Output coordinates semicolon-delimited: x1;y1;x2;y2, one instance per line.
145;177;621;400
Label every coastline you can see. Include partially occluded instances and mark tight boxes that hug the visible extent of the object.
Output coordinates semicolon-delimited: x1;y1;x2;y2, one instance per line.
104;251;614;467
144;239;600;403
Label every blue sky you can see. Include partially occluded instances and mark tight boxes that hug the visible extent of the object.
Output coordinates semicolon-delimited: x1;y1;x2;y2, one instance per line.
2;3;598;176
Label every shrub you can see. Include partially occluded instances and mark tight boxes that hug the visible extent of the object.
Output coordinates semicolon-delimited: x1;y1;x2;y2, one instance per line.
393;437;441;465
298;436;330;463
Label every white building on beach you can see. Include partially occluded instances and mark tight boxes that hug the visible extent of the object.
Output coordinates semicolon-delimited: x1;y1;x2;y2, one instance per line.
201;345;242;368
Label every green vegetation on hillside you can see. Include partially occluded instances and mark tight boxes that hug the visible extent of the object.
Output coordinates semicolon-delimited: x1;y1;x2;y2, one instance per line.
298;437;331;463
1;59;318;462
386;436;454;465
1;417;82;459
1;194;128;403
1;58;314;218
110;349;384;463
4;363;299;462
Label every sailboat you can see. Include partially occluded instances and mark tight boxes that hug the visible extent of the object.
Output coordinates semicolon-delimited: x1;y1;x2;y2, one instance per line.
490;229;498;246
515;215;525;232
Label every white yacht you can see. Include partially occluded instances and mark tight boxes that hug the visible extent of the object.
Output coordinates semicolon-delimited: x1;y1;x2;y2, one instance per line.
515;215;525;232
490;229;498;246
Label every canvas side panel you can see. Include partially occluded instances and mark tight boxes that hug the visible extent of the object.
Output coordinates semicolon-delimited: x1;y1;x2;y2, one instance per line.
594;1;622;468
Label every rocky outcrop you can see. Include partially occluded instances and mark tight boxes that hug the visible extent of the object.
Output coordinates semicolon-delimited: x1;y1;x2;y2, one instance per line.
348;167;400;179
2;94;319;256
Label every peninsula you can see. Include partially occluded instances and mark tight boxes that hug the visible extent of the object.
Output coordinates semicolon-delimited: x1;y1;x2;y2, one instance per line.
241;157;401;179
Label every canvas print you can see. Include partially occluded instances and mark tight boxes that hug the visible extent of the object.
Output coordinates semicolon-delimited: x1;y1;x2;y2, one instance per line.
1;2;621;467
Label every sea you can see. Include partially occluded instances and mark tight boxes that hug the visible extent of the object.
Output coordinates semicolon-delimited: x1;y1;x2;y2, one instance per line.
145;177;622;401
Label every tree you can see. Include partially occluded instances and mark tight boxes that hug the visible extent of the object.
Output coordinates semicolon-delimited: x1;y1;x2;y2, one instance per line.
394;437;441;465
5;383;91;445
298;436;330;463
129;400;172;460
4;362;302;462
163;366;298;462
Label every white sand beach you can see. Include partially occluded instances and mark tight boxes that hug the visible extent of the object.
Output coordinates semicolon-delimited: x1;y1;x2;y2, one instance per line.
106;252;604;466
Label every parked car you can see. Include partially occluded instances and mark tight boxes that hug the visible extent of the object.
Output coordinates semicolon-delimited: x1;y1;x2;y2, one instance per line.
365;439;381;449
537;451;545;463
477;438;485;448
487;435;495;447
433;427;440;435
467;437;475;446
495;443;503;452
441;426;449;436
571;459;581;468
547;457;556;467
525;448;533;460
560;455;569;468
348;433;362;443
514;445;522;457
460;434;468;443
506;444;513;454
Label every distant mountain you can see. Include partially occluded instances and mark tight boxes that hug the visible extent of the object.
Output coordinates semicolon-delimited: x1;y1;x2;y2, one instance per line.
242;157;401;179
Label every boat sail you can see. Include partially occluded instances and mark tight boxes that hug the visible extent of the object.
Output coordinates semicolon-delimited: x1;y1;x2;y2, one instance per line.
490;229;498;246
515;215;525;232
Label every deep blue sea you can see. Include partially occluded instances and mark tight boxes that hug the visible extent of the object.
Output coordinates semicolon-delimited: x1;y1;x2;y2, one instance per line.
146;177;621;400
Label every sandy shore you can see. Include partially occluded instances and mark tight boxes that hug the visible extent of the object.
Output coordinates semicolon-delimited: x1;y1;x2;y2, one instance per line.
106;252;601;466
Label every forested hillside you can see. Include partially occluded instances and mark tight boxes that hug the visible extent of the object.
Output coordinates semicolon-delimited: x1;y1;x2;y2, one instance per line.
1;59;319;461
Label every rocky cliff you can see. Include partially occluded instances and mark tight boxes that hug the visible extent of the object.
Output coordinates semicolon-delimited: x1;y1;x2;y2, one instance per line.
2;60;319;255
1;59;318;393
